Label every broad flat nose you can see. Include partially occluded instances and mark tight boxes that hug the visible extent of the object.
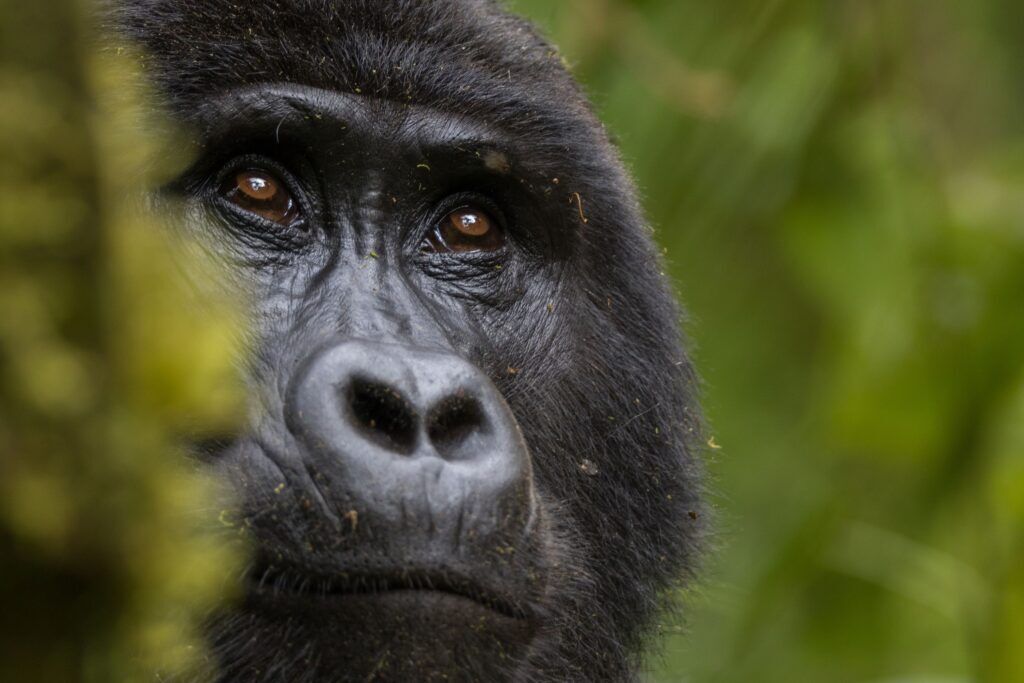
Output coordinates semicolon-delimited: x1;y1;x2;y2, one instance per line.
285;340;533;533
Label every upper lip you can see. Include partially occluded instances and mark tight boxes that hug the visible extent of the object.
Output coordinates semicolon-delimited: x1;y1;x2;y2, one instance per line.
247;561;529;621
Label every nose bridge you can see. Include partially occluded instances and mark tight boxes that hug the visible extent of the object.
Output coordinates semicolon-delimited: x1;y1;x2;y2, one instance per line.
317;133;454;352
339;251;452;351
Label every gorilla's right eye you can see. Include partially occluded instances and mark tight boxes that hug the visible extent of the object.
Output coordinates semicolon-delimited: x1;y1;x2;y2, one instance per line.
219;169;303;228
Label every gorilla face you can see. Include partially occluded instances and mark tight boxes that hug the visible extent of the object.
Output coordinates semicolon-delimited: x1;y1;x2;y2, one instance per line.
111;1;707;681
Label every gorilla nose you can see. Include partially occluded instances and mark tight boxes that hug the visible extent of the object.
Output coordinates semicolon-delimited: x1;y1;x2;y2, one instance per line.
346;374;490;462
285;340;533;537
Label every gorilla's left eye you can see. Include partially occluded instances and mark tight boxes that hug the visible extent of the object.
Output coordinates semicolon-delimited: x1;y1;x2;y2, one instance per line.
219;169;303;228
423;205;505;254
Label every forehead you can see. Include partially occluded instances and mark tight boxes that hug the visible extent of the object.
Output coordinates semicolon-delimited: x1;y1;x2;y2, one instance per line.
119;0;579;125
193;85;501;144
189;83;521;175
114;0;604;184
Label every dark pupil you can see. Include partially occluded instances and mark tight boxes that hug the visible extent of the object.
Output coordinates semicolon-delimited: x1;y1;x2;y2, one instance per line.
245;175;273;198
454;212;488;236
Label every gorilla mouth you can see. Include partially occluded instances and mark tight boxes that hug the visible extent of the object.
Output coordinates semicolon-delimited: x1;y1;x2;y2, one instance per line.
246;562;529;621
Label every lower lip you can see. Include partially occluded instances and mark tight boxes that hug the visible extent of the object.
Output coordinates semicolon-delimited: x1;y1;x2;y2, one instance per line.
246;579;530;624
245;585;537;647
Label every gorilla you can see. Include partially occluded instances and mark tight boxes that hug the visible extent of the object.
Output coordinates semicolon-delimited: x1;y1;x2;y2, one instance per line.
108;1;707;680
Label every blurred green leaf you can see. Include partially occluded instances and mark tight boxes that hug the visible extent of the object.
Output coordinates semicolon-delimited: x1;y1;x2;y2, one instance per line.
0;3;243;681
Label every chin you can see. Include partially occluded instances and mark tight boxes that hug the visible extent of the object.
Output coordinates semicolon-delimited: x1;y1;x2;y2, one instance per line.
207;584;537;681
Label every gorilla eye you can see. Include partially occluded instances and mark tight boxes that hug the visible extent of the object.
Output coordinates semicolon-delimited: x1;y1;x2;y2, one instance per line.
423;206;505;254
220;169;303;228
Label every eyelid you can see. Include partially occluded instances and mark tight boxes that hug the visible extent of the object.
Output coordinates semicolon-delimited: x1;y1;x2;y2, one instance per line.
426;193;508;237
214;155;297;196
211;155;312;229
418;196;509;258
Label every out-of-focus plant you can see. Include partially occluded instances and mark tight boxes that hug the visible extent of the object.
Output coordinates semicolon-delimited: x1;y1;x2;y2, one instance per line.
0;1;243;681
513;1;1024;682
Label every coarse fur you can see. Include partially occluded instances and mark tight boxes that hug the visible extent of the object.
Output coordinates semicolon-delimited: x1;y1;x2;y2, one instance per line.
106;1;708;681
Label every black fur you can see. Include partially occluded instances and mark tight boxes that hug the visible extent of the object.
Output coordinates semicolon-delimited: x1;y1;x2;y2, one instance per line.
107;1;707;680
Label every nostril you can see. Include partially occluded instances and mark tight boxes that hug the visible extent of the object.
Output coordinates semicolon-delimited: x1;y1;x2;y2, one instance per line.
346;377;418;455
427;393;489;461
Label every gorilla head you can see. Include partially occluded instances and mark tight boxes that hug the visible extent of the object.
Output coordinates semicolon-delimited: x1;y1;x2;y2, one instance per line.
110;1;707;680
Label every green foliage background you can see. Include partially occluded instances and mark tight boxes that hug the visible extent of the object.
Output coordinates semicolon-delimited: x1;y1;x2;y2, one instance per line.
508;1;1024;681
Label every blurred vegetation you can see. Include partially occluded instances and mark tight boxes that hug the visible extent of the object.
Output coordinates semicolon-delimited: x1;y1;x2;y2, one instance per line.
0;1;242;681
509;0;1024;681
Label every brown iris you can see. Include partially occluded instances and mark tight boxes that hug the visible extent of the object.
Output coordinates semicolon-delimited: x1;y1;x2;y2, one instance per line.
423;206;504;253
220;169;303;227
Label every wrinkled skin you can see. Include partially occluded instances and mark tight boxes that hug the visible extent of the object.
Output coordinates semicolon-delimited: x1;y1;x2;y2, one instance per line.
108;1;707;681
